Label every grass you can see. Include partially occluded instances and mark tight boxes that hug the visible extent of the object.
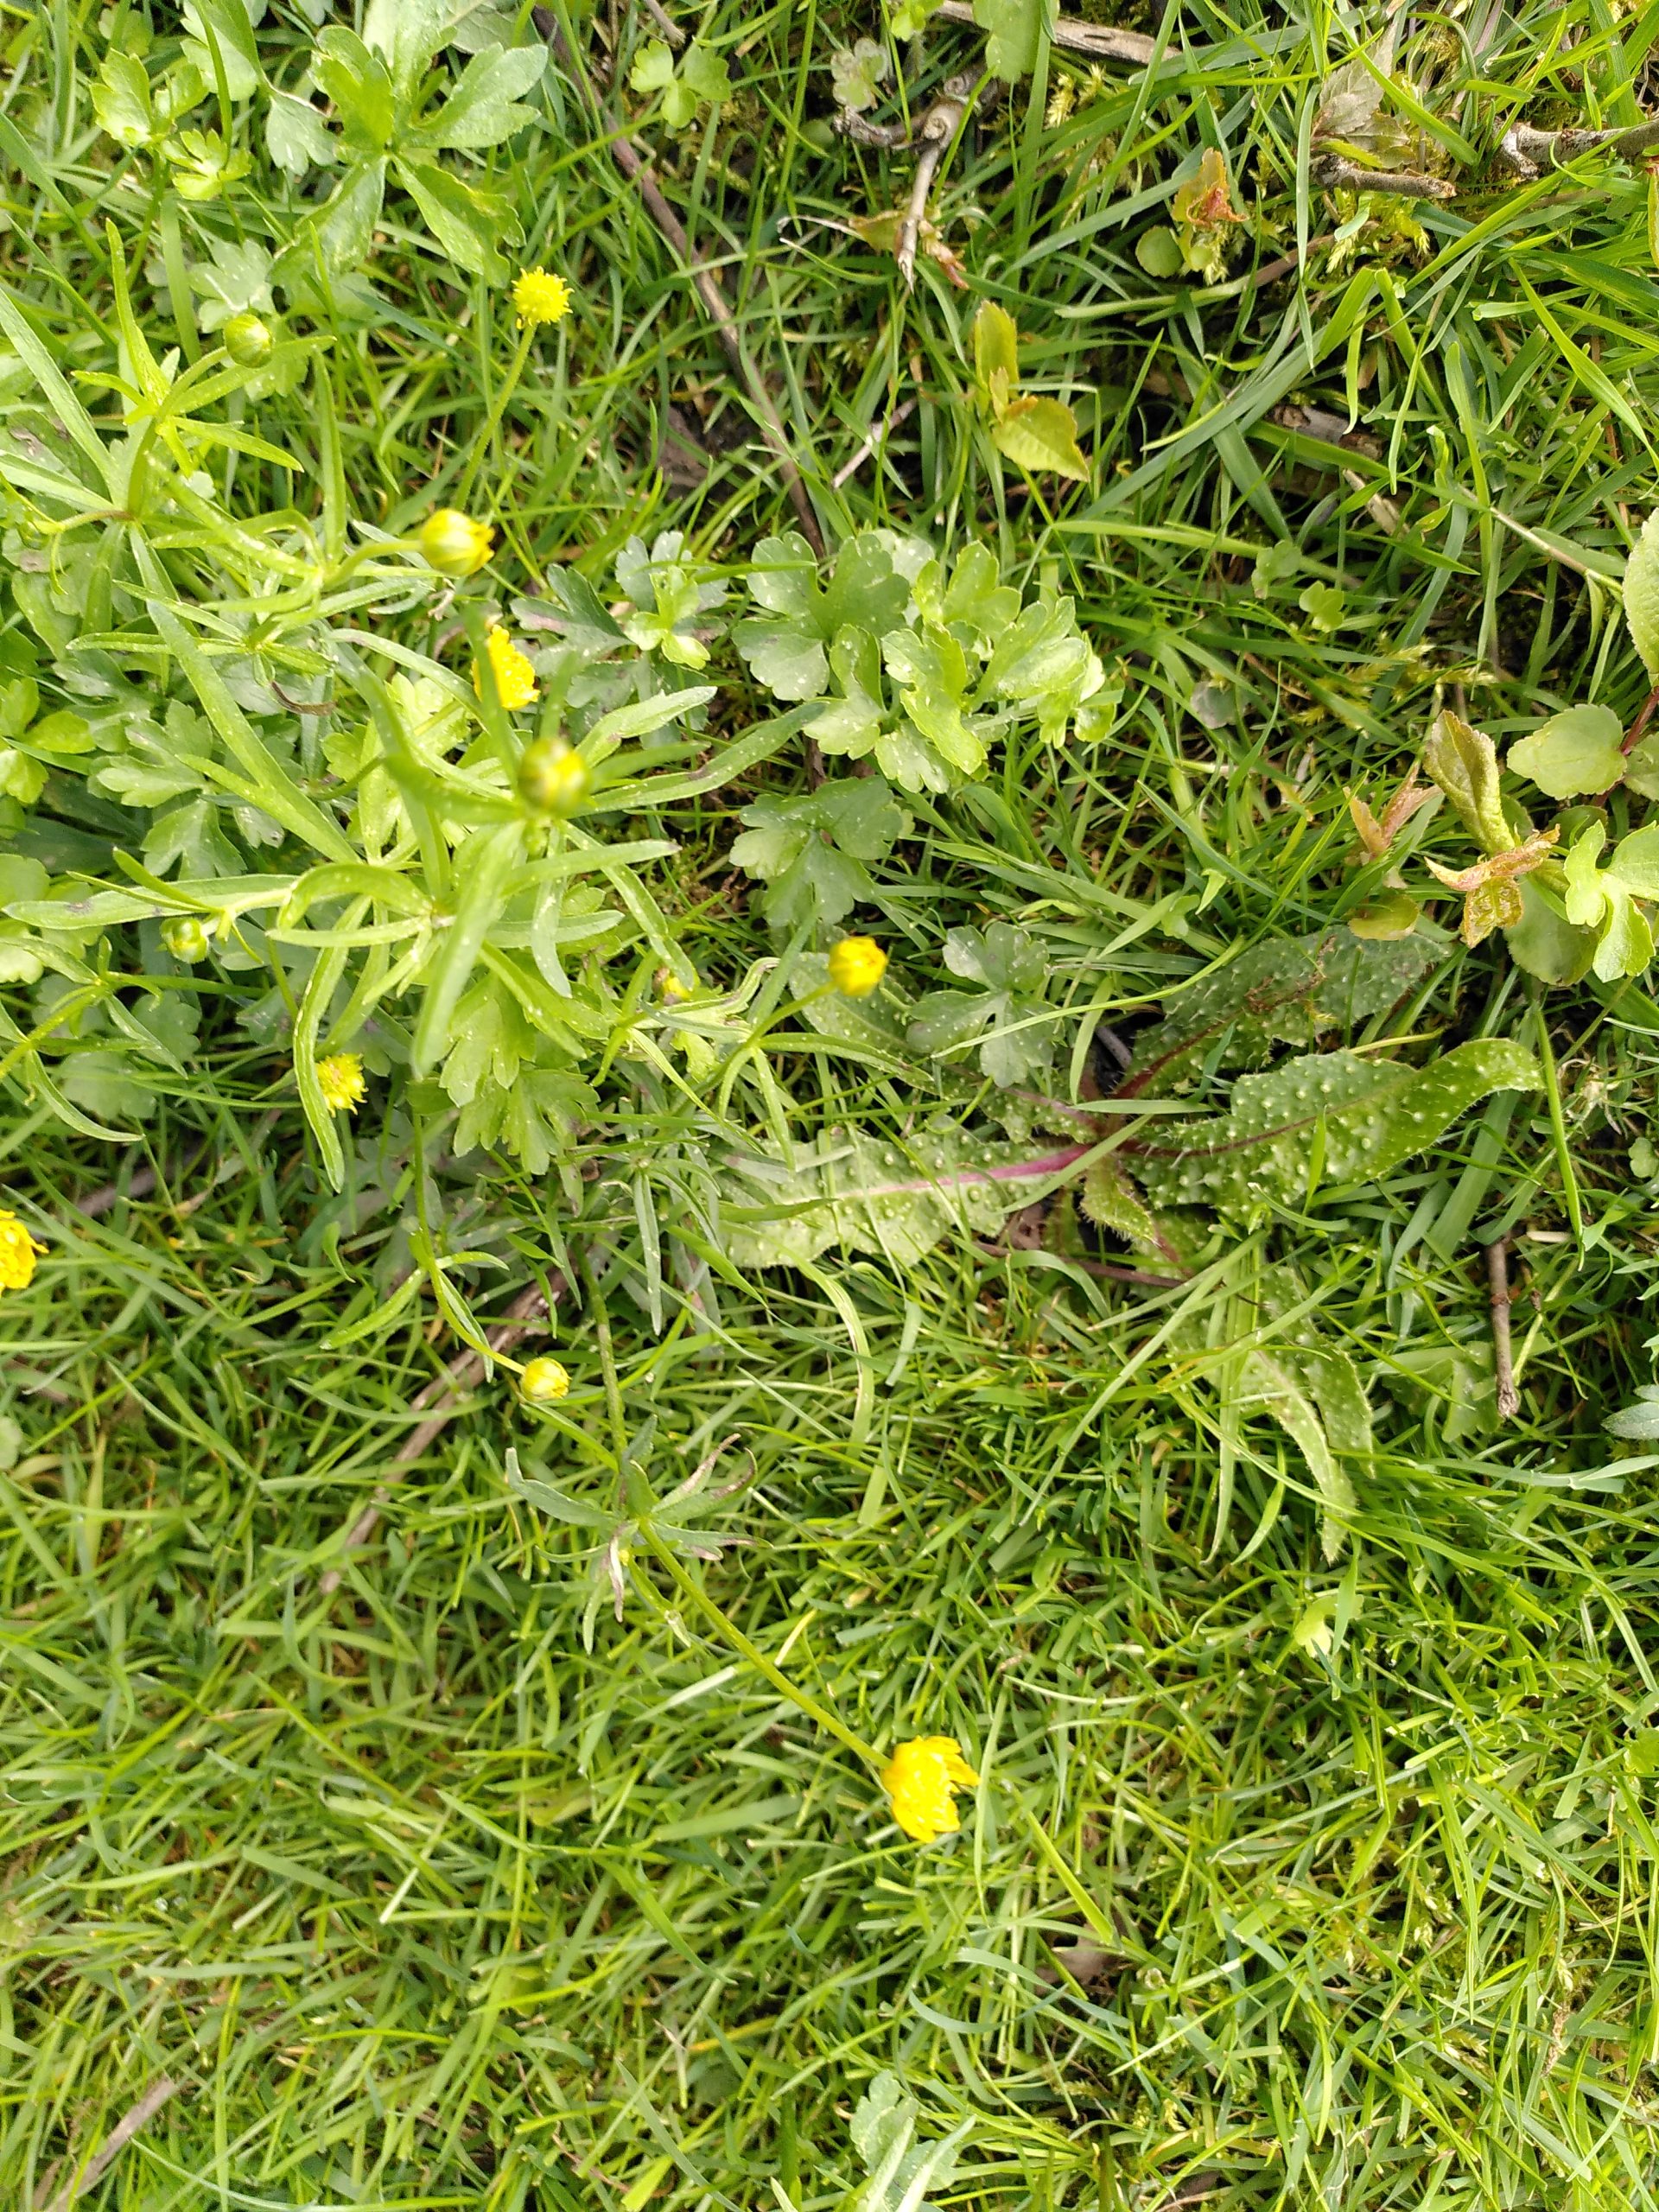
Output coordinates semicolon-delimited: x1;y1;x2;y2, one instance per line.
3;0;1659;2207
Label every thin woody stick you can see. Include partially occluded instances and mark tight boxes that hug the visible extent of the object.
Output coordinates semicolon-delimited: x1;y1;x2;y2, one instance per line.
1312;156;1457;199
318;1280;559;1595
1485;1238;1520;1421
41;2077;180;2212
1498;114;1659;179
934;0;1156;64
897;75;974;289
830;398;917;491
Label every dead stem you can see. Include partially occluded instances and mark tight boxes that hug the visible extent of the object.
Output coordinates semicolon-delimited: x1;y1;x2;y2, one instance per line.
1485;1237;1520;1421
1497;113;1659;180
934;0;1156;65
39;2077;181;2212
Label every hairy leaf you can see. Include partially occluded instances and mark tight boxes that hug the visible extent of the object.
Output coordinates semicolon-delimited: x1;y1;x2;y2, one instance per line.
1423;710;1512;855
851;2073;970;2212
1129;1040;1542;1214
1127;928;1445;1089
721;1122;1086;1269
1240;1350;1357;1560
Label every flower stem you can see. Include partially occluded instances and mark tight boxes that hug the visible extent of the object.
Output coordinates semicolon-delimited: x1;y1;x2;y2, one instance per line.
454;324;535;514
579;1239;883;1772
1525;977;1586;1249
636;1525;884;1771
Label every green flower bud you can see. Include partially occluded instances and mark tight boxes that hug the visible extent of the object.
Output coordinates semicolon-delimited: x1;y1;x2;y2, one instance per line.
223;313;274;366
518;738;591;818
418;508;494;579
162;915;210;963
519;1357;571;1403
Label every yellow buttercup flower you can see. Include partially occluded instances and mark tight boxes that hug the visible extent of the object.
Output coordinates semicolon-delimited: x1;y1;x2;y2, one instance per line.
519;1356;571;1404
474;625;539;712
0;1207;45;1294
827;936;887;998
419;507;495;578
880;1735;978;1845
316;1052;366;1114
512;267;572;327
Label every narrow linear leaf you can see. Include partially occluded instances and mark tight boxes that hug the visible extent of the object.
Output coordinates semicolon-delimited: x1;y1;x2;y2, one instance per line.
1626;508;1659;683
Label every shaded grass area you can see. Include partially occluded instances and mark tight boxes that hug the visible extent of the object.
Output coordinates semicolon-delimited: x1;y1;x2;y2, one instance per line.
3;0;1659;2205
7;1077;1659;2209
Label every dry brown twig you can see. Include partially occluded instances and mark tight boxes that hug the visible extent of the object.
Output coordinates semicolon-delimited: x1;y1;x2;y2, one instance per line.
833;72;985;289
1485;1238;1520;1421
933;0;1156;65
1497;113;1659;179
1311;155;1457;199
830;397;918;489
38;2077;181;2212
898;73;976;288
636;0;685;48
318;1279;560;1595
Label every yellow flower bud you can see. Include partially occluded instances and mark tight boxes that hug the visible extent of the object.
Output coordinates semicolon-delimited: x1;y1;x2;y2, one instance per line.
223;311;273;365
474;626;538;712
512;267;573;327
0;1206;46;1294
162;915;209;963
315;1052;366;1114
519;1356;571;1403
880;1736;978;1844
419;508;495;579
826;935;887;998
518;736;591;817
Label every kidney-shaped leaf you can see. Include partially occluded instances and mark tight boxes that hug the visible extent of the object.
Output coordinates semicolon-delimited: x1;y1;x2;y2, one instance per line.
1508;704;1626;798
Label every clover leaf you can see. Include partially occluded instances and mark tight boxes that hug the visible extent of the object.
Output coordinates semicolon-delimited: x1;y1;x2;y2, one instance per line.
629;39;677;96
632;38;731;129
729;775;909;931
906;921;1055;1085
1299;582;1348;631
